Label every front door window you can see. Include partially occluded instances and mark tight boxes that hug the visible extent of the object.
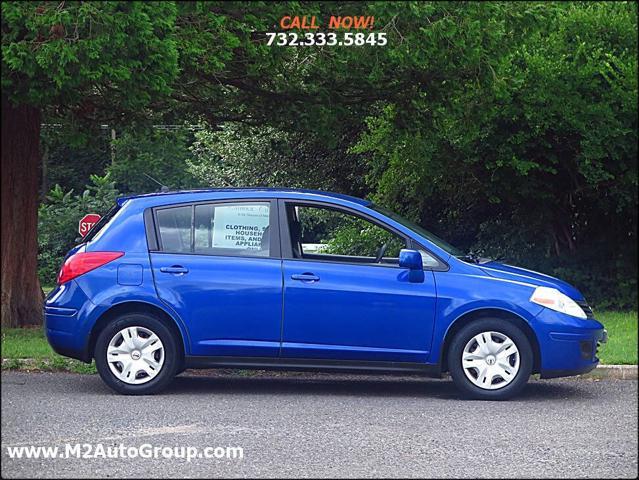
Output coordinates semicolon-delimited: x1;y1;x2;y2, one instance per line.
288;204;407;264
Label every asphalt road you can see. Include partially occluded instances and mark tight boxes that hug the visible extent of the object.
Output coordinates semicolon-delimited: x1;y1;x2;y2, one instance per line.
1;371;637;478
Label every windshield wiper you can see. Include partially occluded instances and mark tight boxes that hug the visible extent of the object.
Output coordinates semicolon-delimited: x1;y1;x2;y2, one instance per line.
456;252;481;264
456;251;496;264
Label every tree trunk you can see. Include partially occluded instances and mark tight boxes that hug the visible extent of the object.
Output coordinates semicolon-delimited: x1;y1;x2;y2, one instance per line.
41;142;49;200
1;96;43;328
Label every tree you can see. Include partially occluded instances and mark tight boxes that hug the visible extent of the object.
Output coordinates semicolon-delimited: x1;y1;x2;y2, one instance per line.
351;2;638;307
40;124;112;197
187;124;368;194
1;1;178;327
1;96;42;326
107;127;200;194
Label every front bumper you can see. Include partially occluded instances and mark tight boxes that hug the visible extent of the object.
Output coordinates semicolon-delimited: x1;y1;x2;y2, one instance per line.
534;308;606;379
542;329;607;378
540;363;599;379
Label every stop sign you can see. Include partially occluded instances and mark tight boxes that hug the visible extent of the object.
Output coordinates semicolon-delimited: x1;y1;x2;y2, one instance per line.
78;213;102;237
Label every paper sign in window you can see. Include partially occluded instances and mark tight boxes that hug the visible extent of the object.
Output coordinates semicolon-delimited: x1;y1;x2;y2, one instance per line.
211;204;269;250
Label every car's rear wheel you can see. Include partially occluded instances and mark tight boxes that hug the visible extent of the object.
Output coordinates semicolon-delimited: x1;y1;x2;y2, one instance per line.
95;313;179;395
448;319;533;400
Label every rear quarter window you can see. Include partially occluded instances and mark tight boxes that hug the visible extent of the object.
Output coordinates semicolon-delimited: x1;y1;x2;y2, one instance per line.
156;206;193;253
82;204;121;243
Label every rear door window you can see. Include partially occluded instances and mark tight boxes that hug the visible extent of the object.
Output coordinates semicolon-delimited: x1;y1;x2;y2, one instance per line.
156;202;272;257
194;202;270;256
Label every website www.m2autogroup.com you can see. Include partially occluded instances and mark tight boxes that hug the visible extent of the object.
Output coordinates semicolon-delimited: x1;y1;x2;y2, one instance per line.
5;443;244;462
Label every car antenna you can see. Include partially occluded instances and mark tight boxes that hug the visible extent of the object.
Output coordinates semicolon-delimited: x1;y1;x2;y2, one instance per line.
143;172;170;192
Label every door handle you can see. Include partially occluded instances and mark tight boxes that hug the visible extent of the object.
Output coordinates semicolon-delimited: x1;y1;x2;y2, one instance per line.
291;273;320;282
160;266;189;275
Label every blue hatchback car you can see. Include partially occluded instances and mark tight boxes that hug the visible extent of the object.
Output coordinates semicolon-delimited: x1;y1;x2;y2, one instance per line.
45;188;607;399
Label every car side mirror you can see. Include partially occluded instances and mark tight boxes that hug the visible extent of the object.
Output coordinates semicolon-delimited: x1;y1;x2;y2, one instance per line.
399;249;423;271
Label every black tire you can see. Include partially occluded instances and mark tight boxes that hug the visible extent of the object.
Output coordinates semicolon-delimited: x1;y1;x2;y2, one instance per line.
448;318;533;400
94;313;180;395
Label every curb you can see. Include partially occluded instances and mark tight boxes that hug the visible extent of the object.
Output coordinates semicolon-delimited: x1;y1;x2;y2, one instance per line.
2;358;637;379
1;357;96;374
437;364;638;381
579;364;638;380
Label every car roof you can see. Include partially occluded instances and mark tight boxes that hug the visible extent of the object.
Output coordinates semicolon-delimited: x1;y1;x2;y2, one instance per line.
116;187;371;207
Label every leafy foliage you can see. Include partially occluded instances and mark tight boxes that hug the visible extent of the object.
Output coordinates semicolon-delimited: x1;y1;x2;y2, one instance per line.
40;125;111;195
108;128;200;194
37;174;119;285
2;1;178;119
188;124;368;194
351;2;638;308
323;222;404;259
294;206;405;258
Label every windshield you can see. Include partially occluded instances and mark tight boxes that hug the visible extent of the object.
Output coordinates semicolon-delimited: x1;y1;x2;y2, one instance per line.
372;205;464;256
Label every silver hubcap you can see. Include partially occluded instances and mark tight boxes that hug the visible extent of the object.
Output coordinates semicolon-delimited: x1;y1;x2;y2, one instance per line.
462;331;520;390
107;326;165;385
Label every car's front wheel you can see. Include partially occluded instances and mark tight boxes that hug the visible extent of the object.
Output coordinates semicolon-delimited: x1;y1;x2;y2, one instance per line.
95;313;179;395
448;319;533;400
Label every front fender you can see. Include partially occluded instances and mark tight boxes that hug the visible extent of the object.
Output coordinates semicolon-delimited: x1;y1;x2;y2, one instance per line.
431;271;544;364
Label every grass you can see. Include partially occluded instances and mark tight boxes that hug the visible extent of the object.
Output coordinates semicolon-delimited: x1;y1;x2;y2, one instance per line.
596;311;638;365
1;327;96;374
0;311;636;374
1;327;56;359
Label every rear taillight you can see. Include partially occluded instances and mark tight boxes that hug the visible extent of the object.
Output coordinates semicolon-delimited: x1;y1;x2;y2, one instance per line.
57;251;124;285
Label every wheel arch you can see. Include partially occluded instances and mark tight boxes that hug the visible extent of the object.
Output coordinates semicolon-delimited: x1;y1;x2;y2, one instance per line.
87;301;187;366
440;308;541;374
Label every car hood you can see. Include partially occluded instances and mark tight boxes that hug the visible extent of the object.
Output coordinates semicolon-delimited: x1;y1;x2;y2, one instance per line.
478;261;584;301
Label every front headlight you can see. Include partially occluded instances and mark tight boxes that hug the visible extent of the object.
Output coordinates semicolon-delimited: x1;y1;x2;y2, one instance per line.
530;286;587;319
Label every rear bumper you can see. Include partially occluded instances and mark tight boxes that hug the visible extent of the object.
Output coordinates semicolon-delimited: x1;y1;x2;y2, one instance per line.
46;333;90;362
45;318;92;362
44;282;93;363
